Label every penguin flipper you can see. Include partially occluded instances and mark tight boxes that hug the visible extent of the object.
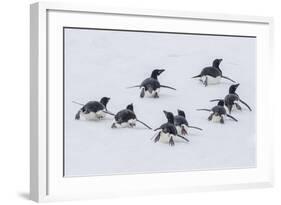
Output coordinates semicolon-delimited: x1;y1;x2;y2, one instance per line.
188;125;203;131
210;99;223;102
160;85;177;90
72;101;84;106
102;110;115;116
126;85;141;89
75;111;81;120
239;99;252;111
197;109;211;112
154;132;161;143
136;119;152;129
226;114;238;122
221;76;236;83
154;127;161;131
192;74;201;78
176;134;190;142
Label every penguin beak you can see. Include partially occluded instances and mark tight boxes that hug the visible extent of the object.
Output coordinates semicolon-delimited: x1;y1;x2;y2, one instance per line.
163;110;168;116
235;83;240;88
218;59;223;63
158;69;165;74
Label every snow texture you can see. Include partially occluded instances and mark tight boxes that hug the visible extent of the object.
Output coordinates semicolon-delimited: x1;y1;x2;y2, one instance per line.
64;28;256;177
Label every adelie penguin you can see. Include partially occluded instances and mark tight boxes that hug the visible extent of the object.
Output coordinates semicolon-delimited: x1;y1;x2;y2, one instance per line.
73;97;111;120
210;84;252;114
153;111;190;146
108;103;152;129
174;109;203;135
197;100;238;124
127;69;176;98
192;59;236;86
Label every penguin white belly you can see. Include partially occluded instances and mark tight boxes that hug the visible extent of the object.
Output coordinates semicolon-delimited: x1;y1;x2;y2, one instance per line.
176;125;188;135
80;110;105;120
212;115;222;122
159;132;173;143
145;88;160;97
114;119;136;128
201;75;221;85
231;100;240;111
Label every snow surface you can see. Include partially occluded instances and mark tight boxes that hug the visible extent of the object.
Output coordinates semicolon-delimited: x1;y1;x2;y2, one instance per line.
64;28;256;177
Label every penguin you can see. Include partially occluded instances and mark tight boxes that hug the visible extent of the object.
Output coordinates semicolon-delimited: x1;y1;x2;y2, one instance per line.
192;59;236;86
210;84;252;114
109;103;152;129
74;97;111;120
174;109;203;135
197;100;238;124
127;69;176;98
153;111;190;146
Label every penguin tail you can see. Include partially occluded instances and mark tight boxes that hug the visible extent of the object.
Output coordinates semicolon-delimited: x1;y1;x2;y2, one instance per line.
160;85;176;90
221;75;236;83
126;85;141;89
192;74;201;78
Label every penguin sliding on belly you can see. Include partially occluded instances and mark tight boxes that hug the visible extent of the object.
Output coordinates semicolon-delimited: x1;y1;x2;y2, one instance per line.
192;59;236;86
197;100;238;124
210;84;252;114
127;69;176;98
74;97;111;120
153;111;190;146
107;104;152;129
174;109;203;135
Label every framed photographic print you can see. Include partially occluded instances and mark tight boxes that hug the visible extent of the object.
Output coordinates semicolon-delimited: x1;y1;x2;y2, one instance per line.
30;2;274;202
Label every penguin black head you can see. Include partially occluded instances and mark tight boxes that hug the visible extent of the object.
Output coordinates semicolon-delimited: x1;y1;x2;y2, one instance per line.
163;110;174;123
151;69;165;79
218;100;225;106
100;97;110;107
177;109;186;118
229;83;240;94
212;59;223;68
126;103;134;111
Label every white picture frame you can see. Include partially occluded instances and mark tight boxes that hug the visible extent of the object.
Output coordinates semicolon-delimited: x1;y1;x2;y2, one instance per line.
30;2;274;202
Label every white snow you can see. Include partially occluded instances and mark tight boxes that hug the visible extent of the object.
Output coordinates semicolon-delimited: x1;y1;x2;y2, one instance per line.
64;28;256;177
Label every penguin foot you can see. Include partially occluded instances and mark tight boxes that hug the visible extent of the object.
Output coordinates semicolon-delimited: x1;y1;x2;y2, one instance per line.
220;117;224;124
75;111;80;120
235;103;242;110
169;137;175;146
208;113;213;121
181;127;188;135
203;77;208;87
140;87;145;98
154;93;159;98
111;123;117;128
129;123;136;128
